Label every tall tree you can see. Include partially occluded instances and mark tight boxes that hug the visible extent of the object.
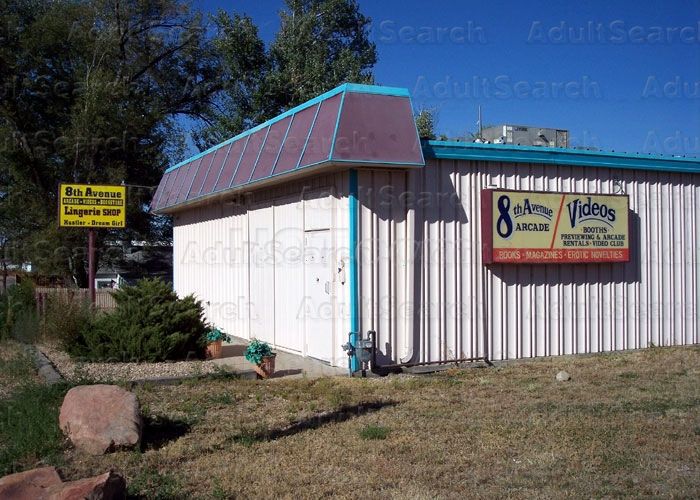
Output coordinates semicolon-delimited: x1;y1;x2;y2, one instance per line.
0;0;220;284
193;11;269;148
266;0;377;111
200;0;377;145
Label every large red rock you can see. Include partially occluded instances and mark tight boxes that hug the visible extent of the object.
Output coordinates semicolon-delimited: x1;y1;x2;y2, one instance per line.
46;471;126;500
0;468;126;500
59;385;141;455
0;466;62;499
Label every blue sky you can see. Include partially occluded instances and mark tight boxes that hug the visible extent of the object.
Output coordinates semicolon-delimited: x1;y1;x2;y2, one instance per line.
194;0;700;156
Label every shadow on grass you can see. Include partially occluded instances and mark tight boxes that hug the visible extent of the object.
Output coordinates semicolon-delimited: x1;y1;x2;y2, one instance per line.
232;400;398;446
141;415;191;451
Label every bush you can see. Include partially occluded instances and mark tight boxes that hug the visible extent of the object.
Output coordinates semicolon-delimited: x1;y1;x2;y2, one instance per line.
40;292;96;347
0;280;36;341
64;278;208;362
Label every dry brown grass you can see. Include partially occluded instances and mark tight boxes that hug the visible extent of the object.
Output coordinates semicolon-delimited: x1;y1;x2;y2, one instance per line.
58;346;699;499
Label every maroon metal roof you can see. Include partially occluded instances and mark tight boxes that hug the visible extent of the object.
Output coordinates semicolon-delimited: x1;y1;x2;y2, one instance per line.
152;83;424;213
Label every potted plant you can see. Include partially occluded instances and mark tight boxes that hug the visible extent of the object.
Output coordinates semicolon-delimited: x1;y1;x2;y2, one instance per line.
206;327;231;359
244;339;276;378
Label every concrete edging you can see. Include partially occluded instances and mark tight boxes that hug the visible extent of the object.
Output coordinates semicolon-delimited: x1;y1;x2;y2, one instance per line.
22;344;64;385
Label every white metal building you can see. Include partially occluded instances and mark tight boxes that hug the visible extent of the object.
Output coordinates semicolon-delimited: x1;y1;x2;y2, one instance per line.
153;83;700;371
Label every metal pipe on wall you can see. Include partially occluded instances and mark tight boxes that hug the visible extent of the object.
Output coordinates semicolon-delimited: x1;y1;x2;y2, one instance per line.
348;168;360;374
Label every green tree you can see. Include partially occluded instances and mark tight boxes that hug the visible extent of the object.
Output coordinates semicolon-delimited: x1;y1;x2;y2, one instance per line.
415;108;437;140
193;11;269;148
0;0;220;284
200;0;377;145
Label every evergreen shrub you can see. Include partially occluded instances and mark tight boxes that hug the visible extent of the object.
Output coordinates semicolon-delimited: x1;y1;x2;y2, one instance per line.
65;278;208;362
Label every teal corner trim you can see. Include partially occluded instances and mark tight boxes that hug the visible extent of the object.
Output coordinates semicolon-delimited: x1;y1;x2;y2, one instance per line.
348;168;360;374
328;87;347;161
422;140;700;173
407;94;426;166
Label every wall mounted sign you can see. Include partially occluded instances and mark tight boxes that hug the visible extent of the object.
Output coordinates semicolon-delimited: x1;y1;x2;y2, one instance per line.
481;189;629;264
59;183;126;228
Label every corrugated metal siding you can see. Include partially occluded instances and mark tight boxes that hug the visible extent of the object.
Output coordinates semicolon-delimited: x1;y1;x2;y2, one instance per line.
172;172;351;367
359;160;700;364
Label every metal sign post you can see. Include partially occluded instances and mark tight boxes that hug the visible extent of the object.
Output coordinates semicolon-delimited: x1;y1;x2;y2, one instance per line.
88;229;96;305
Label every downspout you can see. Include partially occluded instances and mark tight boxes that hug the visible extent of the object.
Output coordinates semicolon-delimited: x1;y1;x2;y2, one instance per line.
400;187;415;363
348;168;360;374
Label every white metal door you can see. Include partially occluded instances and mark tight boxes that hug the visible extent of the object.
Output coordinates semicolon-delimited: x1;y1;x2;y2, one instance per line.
304;230;332;361
274;198;304;352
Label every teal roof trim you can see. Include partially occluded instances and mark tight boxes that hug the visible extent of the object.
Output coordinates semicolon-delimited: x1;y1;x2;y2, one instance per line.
423;140;700;173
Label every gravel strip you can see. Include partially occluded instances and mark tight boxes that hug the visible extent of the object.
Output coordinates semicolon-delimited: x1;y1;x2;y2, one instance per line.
38;343;231;383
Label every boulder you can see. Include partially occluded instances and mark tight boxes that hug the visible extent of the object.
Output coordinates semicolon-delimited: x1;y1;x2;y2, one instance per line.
46;471;126;500
0;466;62;500
0;468;126;500
59;385;141;455
556;370;572;382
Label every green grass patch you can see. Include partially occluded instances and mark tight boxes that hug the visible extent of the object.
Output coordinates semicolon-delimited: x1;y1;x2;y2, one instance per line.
359;424;390;440
0;382;70;475
127;467;184;499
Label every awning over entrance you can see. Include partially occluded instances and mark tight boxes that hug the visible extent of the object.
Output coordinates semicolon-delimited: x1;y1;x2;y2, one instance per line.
151;83;424;213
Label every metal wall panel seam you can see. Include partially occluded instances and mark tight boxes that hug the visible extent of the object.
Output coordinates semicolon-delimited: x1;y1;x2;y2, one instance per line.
389;173;396;360
402;170;416;363
372;172;379;338
272;197;276;348
455;164;462;358
441;188;447;359
245;203;252;341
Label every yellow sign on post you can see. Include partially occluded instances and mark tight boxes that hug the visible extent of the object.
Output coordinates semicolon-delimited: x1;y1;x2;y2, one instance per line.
58;183;126;228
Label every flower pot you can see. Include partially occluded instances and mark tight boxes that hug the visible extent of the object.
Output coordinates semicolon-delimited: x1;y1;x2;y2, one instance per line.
206;340;223;359
254;354;276;379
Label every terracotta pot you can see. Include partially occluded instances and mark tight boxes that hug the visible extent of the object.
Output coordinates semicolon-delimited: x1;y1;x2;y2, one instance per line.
206;340;223;359
254;354;276;379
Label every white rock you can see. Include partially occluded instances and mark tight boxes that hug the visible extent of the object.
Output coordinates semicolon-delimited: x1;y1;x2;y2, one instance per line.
556;370;571;382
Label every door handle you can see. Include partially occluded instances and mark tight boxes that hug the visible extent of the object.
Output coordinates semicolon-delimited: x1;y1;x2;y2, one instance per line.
325;281;330;294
